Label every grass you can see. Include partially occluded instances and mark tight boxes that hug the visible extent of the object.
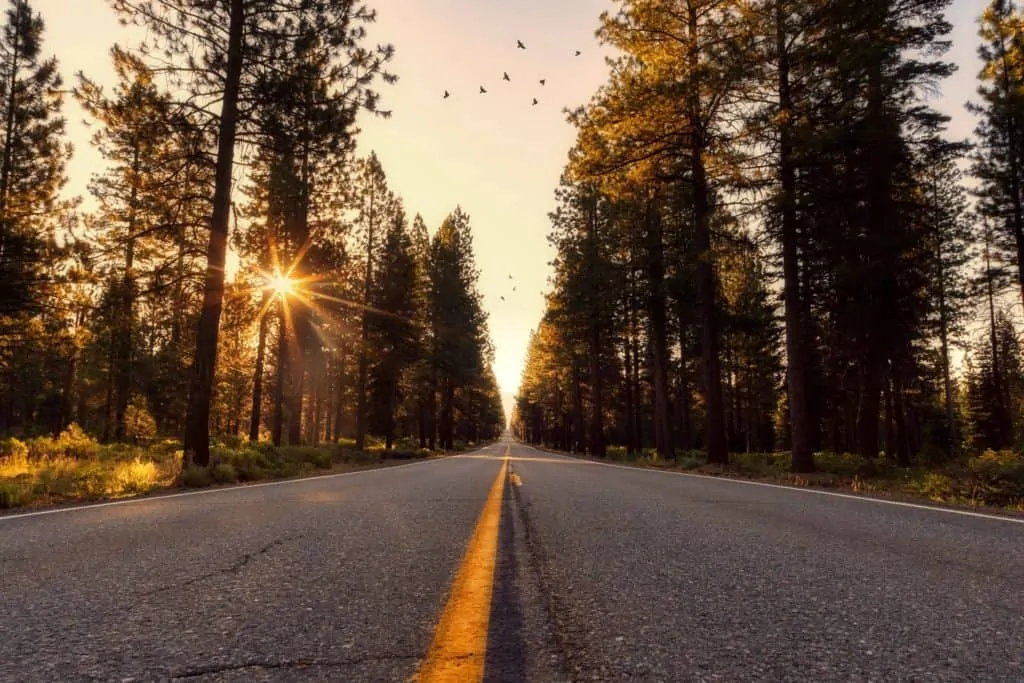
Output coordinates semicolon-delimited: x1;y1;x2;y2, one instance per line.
561;443;1024;513
0;425;489;511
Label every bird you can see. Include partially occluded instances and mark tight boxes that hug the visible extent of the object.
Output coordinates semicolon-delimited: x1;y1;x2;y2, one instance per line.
517;40;526;49
513;286;517;292
443;90;450;99
509;274;513;279
500;296;506;301
532;98;538;106
539;78;546;86
503;71;511;81
480;85;487;94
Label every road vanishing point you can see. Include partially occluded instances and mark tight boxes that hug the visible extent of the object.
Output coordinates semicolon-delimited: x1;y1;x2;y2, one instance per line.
1;439;1022;681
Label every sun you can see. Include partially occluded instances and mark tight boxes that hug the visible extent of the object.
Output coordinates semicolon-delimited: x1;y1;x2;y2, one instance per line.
267;273;295;297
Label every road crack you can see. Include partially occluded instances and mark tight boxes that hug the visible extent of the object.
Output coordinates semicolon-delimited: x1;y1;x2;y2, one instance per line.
171;654;419;679
509;482;577;681
134;534;301;602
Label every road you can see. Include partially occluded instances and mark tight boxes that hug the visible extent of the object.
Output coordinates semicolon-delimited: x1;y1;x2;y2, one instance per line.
1;440;1022;681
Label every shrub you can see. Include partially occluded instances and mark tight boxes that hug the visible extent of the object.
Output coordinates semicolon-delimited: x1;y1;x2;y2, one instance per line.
966;450;1024;504
181;465;213;488
277;446;332;469
0;477;31;509
907;472;957;502
210;462;238;484
124;398;157;442
71;462;115;499
0;436;28;461
113;458;160;494
25;424;100;461
383;448;428;460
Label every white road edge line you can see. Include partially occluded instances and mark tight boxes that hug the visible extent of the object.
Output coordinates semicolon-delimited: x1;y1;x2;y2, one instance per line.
0;445;500;523
523;444;1024;526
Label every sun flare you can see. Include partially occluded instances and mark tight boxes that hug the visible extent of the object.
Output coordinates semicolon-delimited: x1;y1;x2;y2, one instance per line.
268;274;295;297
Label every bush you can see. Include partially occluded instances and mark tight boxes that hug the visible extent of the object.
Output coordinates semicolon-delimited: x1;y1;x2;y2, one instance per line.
966;450;1024;504
112;458;159;494
0;477;32;509
25;424;100;461
0;436;28;461
210;446;274;481
75;462;116;499
210;462;238;484
383;448;428;460
124;398;157;442
277;446;332;470
181;465;213;488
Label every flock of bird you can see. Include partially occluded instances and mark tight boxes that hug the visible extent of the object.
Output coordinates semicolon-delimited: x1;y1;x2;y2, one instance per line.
442;39;582;107
499;273;517;302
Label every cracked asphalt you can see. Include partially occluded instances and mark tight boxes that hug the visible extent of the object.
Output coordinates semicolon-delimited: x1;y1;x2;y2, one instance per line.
0;447;510;682
2;439;1023;682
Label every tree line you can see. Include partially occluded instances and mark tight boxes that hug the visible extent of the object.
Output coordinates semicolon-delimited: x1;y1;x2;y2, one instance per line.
0;0;505;463
513;0;1024;471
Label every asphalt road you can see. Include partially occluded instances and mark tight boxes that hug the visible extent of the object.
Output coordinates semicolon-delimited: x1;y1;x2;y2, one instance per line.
2;439;1023;681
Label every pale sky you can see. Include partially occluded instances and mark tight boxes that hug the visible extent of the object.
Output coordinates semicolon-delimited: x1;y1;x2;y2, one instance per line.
40;0;983;420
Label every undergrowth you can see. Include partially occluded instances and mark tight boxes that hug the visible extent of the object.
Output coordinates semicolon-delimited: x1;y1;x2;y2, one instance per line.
0;425;470;510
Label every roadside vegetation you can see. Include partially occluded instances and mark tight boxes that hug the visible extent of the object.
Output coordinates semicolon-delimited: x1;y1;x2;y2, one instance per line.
0;424;481;510
561;447;1024;512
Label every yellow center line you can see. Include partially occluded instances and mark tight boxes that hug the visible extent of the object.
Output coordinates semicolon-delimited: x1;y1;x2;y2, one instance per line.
413;457;509;682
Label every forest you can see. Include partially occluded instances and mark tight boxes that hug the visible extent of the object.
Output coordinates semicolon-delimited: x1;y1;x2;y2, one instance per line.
511;0;1024;496
0;0;505;503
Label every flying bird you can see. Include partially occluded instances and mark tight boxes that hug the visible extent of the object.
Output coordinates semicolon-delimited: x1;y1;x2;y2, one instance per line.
443;90;450;99
532;98;538;106
480;85;487;94
517;40;526;49
539;78;546;86
500;296;506;301
503;72;511;81
575;50;581;56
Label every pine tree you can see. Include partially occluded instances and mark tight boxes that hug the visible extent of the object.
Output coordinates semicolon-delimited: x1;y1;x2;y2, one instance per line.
0;0;70;432
970;0;1024;306
429;207;486;450
367;204;419;450
75;47;182;442
352;152;395;450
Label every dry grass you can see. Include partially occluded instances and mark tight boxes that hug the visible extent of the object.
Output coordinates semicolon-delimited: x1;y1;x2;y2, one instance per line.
0;426;484;511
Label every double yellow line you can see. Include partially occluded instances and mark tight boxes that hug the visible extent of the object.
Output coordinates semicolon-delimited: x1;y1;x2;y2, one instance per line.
413;450;511;682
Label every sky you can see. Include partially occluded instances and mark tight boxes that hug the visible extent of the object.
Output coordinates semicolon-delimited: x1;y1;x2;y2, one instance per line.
39;0;983;422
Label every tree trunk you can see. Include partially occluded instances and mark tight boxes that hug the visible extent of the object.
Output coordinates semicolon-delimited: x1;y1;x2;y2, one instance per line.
248;291;270;442
645;203;673;459
687;0;727;465
182;0;245;466
892;369;911;467
354;183;377;451
883;367;895;462
692;147;727;465
572;361;585;453
585;195;606;457
272;305;287;447
623;318;636;456
332;347;347;442
287;331;304;445
777;1;813;472
0;0;21;221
